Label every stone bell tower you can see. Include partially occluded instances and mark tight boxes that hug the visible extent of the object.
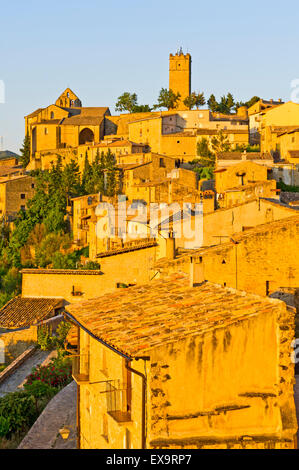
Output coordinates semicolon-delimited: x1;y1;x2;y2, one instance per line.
169;48;191;110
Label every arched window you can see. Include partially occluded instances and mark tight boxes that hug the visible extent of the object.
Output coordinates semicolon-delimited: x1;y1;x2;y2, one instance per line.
50;111;54;119
79;128;94;145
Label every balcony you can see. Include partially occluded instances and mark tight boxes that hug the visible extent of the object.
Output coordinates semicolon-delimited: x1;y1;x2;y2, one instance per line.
71;354;90;384
105;379;132;423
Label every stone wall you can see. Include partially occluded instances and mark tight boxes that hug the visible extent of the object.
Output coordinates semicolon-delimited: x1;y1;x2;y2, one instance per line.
147;301;297;449
0;325;38;364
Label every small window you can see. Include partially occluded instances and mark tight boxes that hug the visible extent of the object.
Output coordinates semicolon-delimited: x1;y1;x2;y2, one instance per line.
50;111;54;119
20;194;25;199
159;158;165;168
177;140;180;144
31;183;35;189
44;128;48;135
20;205;26;212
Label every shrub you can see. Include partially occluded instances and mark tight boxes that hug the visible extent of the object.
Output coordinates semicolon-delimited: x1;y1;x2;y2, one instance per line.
26;356;72;389
55;321;72;350
0;416;10;438
37;320;72;352
37;324;54;351
0;391;36;436
23;380;56;413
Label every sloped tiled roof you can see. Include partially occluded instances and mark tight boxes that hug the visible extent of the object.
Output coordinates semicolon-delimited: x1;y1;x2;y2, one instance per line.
0;297;63;329
217;152;272;161
65;274;284;359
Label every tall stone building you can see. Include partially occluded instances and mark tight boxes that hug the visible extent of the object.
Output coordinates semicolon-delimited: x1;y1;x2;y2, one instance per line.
169;48;191;110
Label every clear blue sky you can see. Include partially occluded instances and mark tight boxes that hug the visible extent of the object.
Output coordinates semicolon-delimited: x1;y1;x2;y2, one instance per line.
1;0;299;153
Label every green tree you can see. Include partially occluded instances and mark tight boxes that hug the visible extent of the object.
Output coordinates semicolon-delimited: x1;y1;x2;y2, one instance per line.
193;166;214;180
104;149;117;197
245;96;260;109
82;152;93;194
61;160;81;205
207;94;219;112
115;92;138;113
154;88;181;110
196;138;215;167
211;130;231;154
0;218;10;254
183;94;197;110
19;133;31;168
194;92;206;109
92;150;105;194
23;381;56;414
184;92;205;109
132;104;152;113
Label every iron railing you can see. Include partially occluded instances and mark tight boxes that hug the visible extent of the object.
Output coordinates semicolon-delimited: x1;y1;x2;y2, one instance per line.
104;379;132;423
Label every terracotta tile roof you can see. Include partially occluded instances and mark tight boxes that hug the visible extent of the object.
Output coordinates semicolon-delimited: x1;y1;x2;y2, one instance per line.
34;120;61;126
93;140;142;148
272;126;299;135
26;108;44;118
197;129;248;136
212;112;248;122
21;269;102;275
117;162;151;171
95;240;157;258
65;275;283;359
77;107;110;116
225;181;274;192
0;166;24;178
0;297;63;329
60;115;105;126
217;152;272;161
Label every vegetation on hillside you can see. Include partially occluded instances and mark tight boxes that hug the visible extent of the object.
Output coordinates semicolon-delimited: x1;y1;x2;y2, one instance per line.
0;151;117;307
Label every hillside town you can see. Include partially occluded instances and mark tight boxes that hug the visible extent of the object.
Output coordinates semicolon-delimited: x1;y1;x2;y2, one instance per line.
0;49;298;451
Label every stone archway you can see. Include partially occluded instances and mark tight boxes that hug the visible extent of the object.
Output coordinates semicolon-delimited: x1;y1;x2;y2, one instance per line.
79;128;94;145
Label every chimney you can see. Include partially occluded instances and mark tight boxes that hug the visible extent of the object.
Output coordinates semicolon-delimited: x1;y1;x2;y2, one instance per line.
190;256;205;287
166;231;176;259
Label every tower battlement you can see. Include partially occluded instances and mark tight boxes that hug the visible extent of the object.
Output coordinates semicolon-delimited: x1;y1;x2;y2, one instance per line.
169;50;192;110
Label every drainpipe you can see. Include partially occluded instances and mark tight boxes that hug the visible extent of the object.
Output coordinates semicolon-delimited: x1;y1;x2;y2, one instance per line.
126;361;147;449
